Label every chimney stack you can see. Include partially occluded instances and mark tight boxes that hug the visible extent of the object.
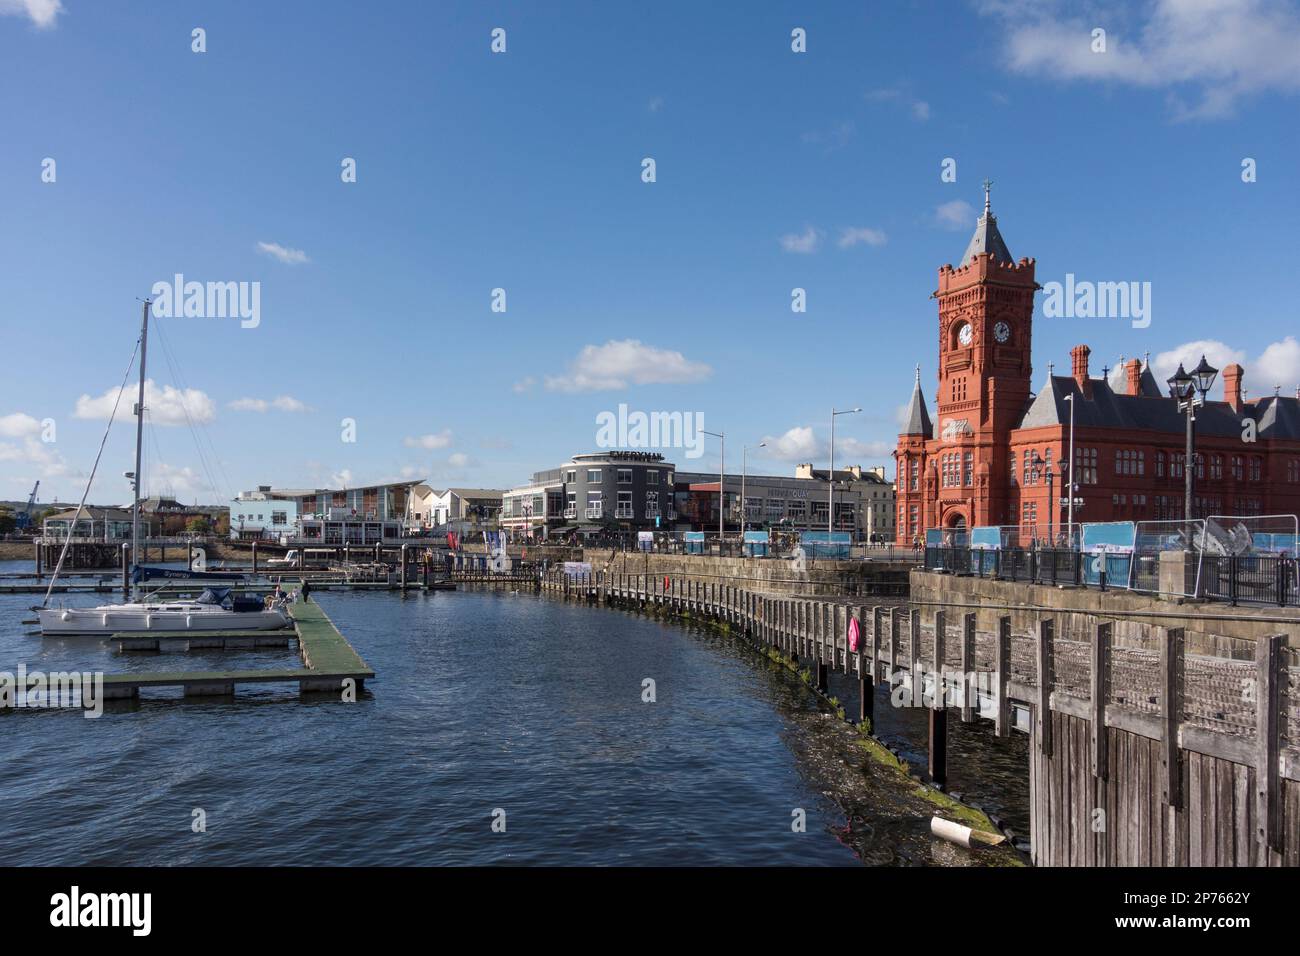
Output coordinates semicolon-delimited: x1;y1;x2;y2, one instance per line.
1223;363;1245;412
1070;344;1091;391
1124;358;1142;396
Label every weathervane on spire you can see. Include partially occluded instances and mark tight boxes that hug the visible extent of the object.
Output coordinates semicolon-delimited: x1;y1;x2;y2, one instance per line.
915;364;922;387
982;178;994;215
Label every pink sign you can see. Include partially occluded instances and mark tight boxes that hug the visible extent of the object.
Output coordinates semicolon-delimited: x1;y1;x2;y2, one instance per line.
847;617;860;653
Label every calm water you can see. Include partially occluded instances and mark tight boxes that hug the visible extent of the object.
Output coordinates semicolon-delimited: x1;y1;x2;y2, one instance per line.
0;562;1028;865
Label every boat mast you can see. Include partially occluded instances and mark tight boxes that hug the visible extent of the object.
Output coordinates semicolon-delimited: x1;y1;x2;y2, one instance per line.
130;298;150;596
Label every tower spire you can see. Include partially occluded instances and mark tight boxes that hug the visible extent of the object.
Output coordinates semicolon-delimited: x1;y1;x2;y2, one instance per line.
982;177;993;215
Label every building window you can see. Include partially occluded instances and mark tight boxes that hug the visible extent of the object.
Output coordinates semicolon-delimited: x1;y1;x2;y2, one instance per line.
909;459;919;491
1116;449;1145;476
1210;454;1223;481
1009;453;1017;485
585;492;602;518
587;469;602;483
1075;448;1098;485
1156;451;1165;478
908;505;919;539
646;470;658;485
1232;456;1244;481
645;491;659;517
1171;453;1185;480
766;499;785;521
616;491;633;518
564;470;576;483
1288;459;1300;483
963;451;973;487
1194;453;1205;480
1249;457;1262;481
271;511;287;525
617;469;633;484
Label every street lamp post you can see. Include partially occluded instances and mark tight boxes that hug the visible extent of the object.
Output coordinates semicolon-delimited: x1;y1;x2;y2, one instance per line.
741;442;767;536
1064;392;1076;547
829;407;862;537
702;429;725;551
1167;356;1218;536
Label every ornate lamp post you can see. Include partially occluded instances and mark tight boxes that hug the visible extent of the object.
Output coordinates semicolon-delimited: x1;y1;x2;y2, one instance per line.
1167;356;1218;532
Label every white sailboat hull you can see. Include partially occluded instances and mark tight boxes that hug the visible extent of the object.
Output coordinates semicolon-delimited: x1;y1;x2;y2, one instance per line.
37;603;289;636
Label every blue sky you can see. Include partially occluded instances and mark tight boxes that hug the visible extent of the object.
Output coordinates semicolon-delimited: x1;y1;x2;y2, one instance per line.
1;0;1298;504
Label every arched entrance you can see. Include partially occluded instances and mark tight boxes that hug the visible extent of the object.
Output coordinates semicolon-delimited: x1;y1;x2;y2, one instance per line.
946;513;967;531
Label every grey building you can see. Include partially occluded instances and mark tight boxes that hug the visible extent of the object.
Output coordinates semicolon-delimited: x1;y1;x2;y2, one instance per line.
502;451;677;537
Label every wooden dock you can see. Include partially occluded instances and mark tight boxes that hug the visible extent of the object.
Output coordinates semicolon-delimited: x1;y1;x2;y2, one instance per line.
4;601;373;705
538;567;1299;867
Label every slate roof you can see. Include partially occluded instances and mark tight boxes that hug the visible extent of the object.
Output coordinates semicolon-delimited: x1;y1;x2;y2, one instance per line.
902;370;933;438
1018;375;1300;440
959;211;1013;267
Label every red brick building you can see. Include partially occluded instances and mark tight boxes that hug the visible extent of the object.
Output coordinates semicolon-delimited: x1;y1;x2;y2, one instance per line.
894;191;1300;545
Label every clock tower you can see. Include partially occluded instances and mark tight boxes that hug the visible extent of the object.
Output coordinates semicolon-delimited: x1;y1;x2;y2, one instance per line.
931;181;1037;529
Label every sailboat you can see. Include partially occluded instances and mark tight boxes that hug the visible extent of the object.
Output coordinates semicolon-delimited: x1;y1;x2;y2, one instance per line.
36;300;289;636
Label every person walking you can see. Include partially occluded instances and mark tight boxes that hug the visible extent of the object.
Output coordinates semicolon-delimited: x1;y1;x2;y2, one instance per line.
300;578;311;603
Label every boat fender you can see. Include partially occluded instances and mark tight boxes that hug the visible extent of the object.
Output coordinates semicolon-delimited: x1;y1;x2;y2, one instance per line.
62;611;71;622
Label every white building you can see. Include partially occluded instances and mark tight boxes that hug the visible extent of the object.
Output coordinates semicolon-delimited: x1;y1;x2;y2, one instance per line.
229;488;300;542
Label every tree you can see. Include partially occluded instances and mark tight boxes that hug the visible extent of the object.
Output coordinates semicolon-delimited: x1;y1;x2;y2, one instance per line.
185;516;211;536
0;507;14;535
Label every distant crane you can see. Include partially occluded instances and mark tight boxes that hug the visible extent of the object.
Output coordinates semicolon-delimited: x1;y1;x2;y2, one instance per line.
14;480;39;532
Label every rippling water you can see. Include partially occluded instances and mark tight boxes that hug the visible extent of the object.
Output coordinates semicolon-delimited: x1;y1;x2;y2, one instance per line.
0;564;1028;866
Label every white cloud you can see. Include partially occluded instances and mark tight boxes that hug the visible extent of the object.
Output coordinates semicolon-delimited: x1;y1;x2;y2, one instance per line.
512;376;536;394
780;226;822;254
228;395;311;413
761;426;822;461
146;463;217;500
256;241;310;265
331;468;353;488
1151;337;1300;401
838;437;896;459
838;226;888;248
864;86;931;121
544;340;712;392
0;437;70;476
0;0;63;29
74;380;216;426
934;199;975;231
0;412;42;438
1252;336;1300;393
801;120;856;151
448;452;470;468
982;0;1300;120
759;426;893;464
648;95;664;112
404;430;453;450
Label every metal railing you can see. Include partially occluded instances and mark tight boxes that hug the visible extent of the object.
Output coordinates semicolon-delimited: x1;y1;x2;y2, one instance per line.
1200;554;1297;606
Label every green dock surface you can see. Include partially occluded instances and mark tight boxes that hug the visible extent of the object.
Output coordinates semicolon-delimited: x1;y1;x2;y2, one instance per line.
5;600;373;707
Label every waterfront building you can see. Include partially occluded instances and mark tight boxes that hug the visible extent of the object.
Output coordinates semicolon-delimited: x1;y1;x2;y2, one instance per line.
674;464;889;540
41;506;153;541
894;190;1300;544
230;480;419;543
407;486;504;530
501;452;676;538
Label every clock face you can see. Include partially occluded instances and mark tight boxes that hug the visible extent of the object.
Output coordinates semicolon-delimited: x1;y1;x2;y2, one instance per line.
994;321;1010;343
957;323;973;346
